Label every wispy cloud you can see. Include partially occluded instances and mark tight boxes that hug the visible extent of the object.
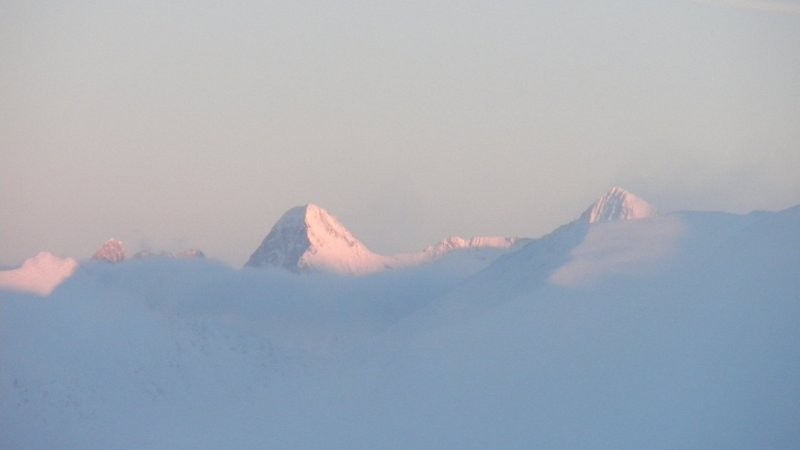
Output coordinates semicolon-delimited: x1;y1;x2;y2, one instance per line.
700;0;800;15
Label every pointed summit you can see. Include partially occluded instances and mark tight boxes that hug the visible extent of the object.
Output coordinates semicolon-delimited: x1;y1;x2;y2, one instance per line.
245;204;390;275
580;187;656;224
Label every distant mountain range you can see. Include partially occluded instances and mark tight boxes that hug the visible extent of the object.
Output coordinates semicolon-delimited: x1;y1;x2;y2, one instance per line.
0;186;794;297
2;186;799;449
245;186;656;275
244;203;528;275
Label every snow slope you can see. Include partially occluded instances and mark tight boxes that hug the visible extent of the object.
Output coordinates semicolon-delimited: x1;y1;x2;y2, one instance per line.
245;204;393;275
2;191;799;449
0;252;78;296
379;204;800;449
444;186;659;306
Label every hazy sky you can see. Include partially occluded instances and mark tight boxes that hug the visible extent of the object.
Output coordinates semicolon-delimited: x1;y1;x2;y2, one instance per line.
2;0;799;266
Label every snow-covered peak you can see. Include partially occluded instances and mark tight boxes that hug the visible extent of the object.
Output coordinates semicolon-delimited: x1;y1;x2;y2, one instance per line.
245;204;390;275
581;186;656;224
93;238;126;263
0;252;79;296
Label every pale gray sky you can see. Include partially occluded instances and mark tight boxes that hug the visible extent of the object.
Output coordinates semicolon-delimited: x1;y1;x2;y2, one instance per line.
2;0;799;266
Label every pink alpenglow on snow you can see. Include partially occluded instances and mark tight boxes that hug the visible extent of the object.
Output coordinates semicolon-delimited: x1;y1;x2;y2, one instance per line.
246;204;526;275
93;238;126;263
244;188;655;276
245;204;392;275
581;186;656;224
421;236;520;259
0;252;79;296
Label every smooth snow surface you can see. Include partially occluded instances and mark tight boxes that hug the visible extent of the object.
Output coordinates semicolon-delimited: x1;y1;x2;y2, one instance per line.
2;194;800;449
0;252;78;296
550;215;686;287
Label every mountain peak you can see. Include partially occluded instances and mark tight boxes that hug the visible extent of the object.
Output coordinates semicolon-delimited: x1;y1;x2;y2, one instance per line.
581;187;656;224
0;252;79;296
93;238;126;263
245;204;389;275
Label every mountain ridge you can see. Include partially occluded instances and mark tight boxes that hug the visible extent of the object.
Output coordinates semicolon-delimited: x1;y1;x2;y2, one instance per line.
243;186;658;275
245;203;528;275
6;186;793;292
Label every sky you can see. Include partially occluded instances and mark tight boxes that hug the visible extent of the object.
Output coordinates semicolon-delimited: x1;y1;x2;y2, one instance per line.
1;0;799;266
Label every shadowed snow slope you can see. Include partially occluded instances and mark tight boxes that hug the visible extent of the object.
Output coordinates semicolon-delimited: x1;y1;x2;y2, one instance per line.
2;199;799;449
